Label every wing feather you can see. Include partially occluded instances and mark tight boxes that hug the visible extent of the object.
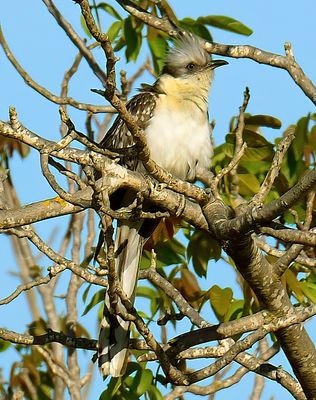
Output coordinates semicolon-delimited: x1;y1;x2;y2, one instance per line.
99;91;158;170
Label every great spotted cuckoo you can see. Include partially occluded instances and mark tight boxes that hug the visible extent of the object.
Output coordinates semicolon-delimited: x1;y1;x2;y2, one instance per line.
97;32;228;377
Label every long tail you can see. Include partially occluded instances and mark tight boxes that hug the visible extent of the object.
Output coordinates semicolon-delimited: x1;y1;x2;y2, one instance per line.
98;221;144;377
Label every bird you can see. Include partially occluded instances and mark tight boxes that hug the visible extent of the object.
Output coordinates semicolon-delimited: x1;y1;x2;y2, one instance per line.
97;31;228;377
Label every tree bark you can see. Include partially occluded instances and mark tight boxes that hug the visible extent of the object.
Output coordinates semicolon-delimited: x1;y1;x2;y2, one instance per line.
203;201;316;399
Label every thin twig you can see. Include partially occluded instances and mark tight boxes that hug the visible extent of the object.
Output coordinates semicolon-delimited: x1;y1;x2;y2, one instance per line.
139;261;210;328
211;143;247;198
42;0;107;85
252;126;295;206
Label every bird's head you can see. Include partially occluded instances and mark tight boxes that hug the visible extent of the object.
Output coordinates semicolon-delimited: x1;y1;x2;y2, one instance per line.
162;31;228;89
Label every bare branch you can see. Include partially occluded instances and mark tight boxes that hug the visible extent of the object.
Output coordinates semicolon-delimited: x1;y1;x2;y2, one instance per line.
66;213;85;399
42;0;107;86
211;143;247;198
259;226;316;246
205;169;316;240
204;41;316;106
116;0;177;35
168;304;316;354
4;225;107;287
252;126;295;206
0;327;96;350
139;253;209;328
256;239;316;269
0;267;64;305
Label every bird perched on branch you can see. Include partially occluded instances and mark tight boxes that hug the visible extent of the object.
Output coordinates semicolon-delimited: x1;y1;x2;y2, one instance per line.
97;31;228;377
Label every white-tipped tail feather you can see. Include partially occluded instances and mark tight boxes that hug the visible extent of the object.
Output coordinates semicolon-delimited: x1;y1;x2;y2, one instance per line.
98;223;144;377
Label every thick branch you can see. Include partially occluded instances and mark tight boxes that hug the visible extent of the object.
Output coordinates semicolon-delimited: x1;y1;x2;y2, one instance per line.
203;196;316;397
205;169;316;240
228;235;316;397
0;119;208;230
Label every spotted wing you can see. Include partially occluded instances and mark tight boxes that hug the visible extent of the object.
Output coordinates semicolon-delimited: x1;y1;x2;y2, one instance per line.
99;91;158;170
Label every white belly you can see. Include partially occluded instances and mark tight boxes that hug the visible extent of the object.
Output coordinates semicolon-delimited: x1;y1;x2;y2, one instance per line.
145;97;212;181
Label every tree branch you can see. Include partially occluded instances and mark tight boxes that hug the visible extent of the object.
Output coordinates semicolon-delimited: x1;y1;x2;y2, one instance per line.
259;226;316;246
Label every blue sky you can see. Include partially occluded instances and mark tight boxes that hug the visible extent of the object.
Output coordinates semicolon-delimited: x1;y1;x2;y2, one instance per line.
0;1;315;399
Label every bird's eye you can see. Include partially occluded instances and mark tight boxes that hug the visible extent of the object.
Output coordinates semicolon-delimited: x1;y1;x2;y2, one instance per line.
186;63;196;71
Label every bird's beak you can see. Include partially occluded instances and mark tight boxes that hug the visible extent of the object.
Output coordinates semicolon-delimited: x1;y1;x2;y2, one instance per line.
208;59;229;70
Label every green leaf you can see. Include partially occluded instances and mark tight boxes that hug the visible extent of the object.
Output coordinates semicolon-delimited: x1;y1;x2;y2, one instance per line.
113;36;126;52
138;310;152;320
226;130;274;154
148;385;164;400
73;322;89;339
28;318;48;335
292;116;309;161
137;368;153;396
142;237;186;269
209;285;233;322
80;14;92;38
0;338;10;352
187;231;221;277
239;159;271;175
283;269;305;303
82;283;92;304
309;124;316;148
179;18;213;42
224;299;244;322
107;20;122;41
245;114;282;129
242;130;273;148
38;383;53;400
223;130;274;167
96;3;122;20
126;368;153;397
300;280;316;303
156;237;186;265
148;27;168;73
212;142;234;167
99;377;122;400
119;389;139;400
136;286;158;300
124;17;142;62
135;286;160;317
238;173;261;196
197;15;253;36
281;117;310;183
244;146;274;162
125;361;142;376
82;288;106;316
